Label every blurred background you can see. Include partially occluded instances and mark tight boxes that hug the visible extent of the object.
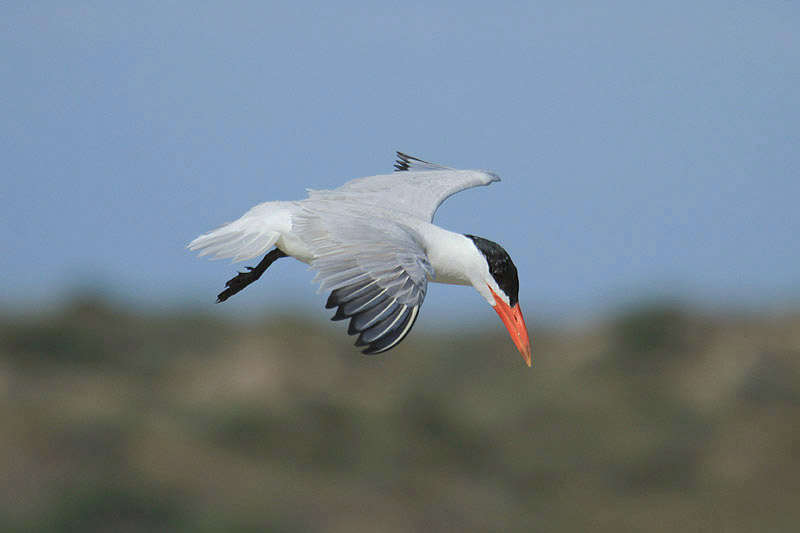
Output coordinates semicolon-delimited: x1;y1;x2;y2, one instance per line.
1;2;799;531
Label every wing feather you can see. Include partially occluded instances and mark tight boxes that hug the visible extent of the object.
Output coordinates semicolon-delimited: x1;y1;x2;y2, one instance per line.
349;298;400;332
326;279;378;308
342;289;389;317
294;210;429;354
357;304;407;344
306;152;500;222
360;306;420;355
393;152;452;172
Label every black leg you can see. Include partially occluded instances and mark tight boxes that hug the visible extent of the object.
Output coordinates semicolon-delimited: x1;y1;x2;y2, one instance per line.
216;248;288;303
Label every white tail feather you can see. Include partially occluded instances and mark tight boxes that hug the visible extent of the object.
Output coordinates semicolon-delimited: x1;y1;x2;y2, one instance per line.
188;202;286;263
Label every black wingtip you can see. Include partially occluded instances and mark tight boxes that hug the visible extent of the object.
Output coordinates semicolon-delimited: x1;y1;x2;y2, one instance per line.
354;335;370;347
325;277;423;356
394;151;413;171
393;151;450;172
331;307;348;321
325;291;340;309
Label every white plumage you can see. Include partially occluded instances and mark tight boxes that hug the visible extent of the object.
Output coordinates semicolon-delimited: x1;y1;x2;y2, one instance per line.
189;152;531;364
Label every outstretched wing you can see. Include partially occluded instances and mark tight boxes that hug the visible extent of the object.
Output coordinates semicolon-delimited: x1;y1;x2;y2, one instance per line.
307;152;500;222
294;209;431;355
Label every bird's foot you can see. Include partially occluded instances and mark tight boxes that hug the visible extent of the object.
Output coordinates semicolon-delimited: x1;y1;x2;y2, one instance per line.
213;248;287;303
216;267;258;303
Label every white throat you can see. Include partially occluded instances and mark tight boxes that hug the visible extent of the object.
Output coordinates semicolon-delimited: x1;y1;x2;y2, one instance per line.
415;224;496;305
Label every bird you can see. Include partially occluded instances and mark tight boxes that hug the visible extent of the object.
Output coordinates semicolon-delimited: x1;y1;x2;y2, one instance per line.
188;152;531;366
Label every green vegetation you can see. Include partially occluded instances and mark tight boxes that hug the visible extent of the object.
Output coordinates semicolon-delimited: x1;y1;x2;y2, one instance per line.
1;298;799;532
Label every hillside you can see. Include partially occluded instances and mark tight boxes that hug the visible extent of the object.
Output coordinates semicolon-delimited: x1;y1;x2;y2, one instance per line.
1;298;799;532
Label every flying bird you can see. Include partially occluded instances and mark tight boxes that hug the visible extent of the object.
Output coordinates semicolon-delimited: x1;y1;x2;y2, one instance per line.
189;152;531;366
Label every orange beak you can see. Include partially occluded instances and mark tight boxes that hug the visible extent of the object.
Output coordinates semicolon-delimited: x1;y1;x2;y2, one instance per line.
489;286;532;367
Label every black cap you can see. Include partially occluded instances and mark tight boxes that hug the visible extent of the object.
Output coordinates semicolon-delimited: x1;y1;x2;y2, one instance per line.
464;235;520;307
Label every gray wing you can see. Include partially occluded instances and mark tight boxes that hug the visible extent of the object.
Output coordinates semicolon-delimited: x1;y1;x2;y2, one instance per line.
294;209;432;355
306;152;500;222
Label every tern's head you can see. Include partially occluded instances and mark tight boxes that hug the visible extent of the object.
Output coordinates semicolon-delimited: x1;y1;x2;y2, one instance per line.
465;234;532;366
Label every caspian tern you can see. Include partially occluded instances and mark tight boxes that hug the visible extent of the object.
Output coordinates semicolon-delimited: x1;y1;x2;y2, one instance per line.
189;152;532;366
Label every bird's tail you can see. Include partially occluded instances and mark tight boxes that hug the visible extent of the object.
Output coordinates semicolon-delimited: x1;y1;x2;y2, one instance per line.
188;202;283;263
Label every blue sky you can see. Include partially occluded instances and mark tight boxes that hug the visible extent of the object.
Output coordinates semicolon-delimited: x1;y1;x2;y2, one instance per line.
2;2;798;325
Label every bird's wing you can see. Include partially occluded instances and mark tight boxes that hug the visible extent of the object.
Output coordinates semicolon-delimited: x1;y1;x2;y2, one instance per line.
294;209;432;354
307;152;500;222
